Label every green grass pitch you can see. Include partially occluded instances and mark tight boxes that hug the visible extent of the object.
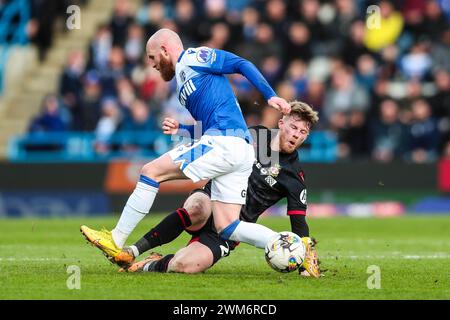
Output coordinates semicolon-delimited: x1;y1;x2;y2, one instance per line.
0;215;449;299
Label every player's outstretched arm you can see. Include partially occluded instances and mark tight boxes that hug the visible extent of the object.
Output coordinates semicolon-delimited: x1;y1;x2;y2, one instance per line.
191;49;291;114
219;51;291;114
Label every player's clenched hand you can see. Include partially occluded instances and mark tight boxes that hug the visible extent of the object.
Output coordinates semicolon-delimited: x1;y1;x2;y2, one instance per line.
267;96;291;115
162;117;179;135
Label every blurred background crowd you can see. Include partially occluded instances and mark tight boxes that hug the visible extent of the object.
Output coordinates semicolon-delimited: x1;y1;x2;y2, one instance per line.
19;0;450;162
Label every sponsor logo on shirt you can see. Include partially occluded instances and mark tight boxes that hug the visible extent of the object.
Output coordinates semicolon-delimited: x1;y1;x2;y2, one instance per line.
265;176;277;187
300;189;307;205
179;79;197;106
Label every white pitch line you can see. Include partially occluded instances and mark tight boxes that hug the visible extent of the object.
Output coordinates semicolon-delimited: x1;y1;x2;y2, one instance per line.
0;257;75;262
326;239;450;245
322;254;450;259
1;254;450;262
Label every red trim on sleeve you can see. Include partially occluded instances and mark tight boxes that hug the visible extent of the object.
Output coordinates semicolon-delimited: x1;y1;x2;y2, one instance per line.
287;210;307;216
176;209;188;228
188;236;200;245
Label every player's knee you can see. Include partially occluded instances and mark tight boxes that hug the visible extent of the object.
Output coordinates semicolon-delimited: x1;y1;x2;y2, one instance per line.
185;200;208;225
140;161;159;181
170;254;206;274
170;257;194;273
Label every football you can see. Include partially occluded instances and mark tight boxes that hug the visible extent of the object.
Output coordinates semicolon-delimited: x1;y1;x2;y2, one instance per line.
265;232;306;273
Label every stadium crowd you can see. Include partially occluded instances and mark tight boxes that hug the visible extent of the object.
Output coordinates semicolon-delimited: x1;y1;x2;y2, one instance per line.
27;0;450;162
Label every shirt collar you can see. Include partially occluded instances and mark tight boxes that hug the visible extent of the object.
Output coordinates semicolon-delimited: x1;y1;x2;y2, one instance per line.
177;50;185;62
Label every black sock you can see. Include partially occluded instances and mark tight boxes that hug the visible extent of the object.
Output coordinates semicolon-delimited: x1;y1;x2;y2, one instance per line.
144;254;175;273
134;208;192;255
290;215;309;238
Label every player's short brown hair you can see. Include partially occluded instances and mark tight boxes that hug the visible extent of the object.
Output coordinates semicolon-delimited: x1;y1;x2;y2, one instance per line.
287;100;319;128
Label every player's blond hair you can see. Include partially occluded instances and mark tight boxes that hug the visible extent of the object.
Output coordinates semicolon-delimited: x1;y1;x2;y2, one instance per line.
287;100;319;128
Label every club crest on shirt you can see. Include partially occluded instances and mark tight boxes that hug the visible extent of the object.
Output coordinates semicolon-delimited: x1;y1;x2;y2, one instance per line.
255;162;281;188
256;162;281;178
196;48;212;63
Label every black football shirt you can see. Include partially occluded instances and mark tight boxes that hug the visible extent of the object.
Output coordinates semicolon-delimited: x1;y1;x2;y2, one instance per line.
239;125;308;222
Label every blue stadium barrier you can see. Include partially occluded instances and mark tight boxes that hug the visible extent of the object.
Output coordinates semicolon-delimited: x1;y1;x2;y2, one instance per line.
8;130;338;163
8;131;173;162
299;130;337;163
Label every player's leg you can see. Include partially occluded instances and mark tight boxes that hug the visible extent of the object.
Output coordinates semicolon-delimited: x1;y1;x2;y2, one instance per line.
80;152;187;258
209;148;277;249
212;201;276;249
125;224;233;274
111;153;188;248
168;242;214;273
114;189;212;266
125;242;213;274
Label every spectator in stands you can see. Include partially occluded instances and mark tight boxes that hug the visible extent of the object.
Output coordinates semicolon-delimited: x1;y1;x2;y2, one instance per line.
173;0;198;47
124;24;144;67
428;70;450;153
285;59;308;97
28;0;58;61
202;22;231;50
263;0;288;40
88;25;113;72
341;20;370;67
241;7;260;41
408;99;440;163
29;94;67;133
364;0;404;52
283;21;312;64
323;66;370;123
333;0;359;40
370;99;409;162
260;55;283;86
59;51;86;130
295;0;327;54
99;47;130;97
429;70;450;124
116;77;136;112
141;0;167;39
118;99;158;153
79;71;102;131
339;110;370;160
423;0;448;42
95;98;121;154
355;54;377;91
431;29;450;72
400;42;432;80
110;0;134;47
236;22;281;68
402;0;427;41
378;44;400;80
398;79;423;119
196;0;227;43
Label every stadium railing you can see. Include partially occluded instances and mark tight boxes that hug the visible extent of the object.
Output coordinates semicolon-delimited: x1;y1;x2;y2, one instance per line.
8;130;338;163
